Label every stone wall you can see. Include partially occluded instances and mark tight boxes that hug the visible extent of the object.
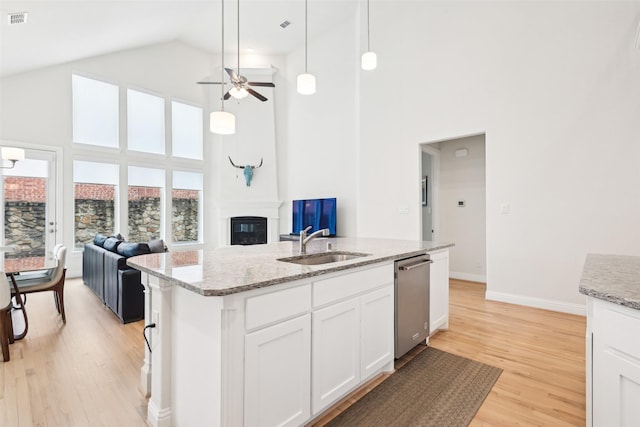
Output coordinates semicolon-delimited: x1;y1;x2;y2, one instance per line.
128;187;161;243
172;189;199;242
74;183;115;249
4;177;46;258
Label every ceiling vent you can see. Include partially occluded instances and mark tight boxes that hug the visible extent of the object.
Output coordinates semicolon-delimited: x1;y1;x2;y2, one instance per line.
8;12;28;25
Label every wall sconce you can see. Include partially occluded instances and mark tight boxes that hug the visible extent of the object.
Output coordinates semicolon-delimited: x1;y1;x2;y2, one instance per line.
1;147;25;169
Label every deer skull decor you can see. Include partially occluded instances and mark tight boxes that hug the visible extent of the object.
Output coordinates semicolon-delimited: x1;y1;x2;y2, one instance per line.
228;156;263;186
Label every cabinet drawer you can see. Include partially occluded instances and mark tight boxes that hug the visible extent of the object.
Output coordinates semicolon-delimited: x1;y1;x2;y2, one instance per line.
246;284;312;331
594;300;640;358
313;264;393;308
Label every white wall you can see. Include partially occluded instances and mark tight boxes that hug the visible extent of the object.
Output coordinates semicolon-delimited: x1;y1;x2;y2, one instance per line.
281;15;359;237
439;135;486;283
355;1;640;314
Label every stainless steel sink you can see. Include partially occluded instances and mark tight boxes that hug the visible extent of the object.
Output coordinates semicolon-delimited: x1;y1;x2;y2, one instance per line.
278;251;370;266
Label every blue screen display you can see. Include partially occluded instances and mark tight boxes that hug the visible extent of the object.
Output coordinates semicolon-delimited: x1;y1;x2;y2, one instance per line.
292;198;337;236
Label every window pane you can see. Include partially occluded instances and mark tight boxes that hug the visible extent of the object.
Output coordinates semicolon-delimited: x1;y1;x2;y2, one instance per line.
172;171;202;243
4;175;47;258
74;161;118;250
127;89;165;155
172;101;203;160
128;166;164;242
72;74;119;148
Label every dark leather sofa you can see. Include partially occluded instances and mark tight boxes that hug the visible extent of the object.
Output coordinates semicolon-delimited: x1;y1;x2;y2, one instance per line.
82;234;164;323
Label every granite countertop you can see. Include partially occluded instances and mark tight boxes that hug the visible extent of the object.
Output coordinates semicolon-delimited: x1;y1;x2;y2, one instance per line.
579;254;640;310
127;237;454;297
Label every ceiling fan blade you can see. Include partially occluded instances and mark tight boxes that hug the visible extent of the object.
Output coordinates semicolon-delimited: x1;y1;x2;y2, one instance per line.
223;91;232;100
247;88;268;102
197;81;224;84
248;82;275;87
225;68;240;83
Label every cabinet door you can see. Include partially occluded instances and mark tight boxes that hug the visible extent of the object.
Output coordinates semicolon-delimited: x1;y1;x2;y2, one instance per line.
592;302;640;426
245;314;311;427
312;298;360;414
429;250;449;333
360;285;394;381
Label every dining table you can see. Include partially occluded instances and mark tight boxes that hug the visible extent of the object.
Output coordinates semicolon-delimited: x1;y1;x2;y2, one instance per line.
2;246;57;340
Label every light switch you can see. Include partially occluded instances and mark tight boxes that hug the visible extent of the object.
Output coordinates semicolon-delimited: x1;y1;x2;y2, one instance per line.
500;202;510;214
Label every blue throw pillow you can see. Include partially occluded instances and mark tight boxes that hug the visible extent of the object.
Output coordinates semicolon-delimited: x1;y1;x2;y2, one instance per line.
94;234;108;247
103;237;123;252
148;238;167;253
117;242;151;258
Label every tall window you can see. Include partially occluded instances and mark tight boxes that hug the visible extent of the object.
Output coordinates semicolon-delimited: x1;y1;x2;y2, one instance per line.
72;74;119;148
128;166;165;242
172;171;203;243
172;101;203;160
127;89;165;155
73;161;119;249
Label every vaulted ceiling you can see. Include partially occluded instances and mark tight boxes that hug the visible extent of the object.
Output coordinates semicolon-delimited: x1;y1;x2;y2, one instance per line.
0;0;359;77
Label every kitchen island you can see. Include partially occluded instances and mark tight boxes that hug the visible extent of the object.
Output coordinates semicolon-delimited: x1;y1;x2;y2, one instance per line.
129;237;453;427
579;254;640;427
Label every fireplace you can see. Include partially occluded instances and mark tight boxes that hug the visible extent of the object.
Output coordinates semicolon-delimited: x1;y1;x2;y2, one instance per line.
230;216;267;245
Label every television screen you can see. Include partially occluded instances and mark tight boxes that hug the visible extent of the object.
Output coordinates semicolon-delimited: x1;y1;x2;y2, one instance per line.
292;198;337;236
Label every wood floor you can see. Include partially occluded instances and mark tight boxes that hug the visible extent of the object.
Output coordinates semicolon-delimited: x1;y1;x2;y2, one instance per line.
1;278;586;426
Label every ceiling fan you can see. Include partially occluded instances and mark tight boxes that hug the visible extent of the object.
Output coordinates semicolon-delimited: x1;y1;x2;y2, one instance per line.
197;0;275;102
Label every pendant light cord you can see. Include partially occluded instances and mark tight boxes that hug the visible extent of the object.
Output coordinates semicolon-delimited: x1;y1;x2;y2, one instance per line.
221;0;225;111
366;0;370;51
304;0;308;73
237;0;240;72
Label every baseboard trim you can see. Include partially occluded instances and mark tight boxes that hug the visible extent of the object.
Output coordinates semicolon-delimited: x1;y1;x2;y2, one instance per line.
450;271;486;283
486;290;586;316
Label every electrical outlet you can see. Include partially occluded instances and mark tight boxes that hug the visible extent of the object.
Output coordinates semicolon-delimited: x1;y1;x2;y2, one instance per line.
153;311;160;328
398;205;409;214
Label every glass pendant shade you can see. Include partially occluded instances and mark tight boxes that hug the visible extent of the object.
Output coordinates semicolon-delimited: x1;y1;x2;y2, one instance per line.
361;51;377;70
210;111;235;135
297;73;316;95
229;87;249;99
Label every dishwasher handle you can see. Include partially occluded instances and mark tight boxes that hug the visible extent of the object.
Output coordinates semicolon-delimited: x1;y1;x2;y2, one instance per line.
399;260;433;271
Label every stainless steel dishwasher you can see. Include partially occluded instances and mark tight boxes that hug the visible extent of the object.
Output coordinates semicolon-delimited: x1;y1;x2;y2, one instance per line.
395;254;431;359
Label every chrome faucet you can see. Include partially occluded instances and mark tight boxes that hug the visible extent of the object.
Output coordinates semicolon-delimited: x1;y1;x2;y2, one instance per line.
299;226;330;254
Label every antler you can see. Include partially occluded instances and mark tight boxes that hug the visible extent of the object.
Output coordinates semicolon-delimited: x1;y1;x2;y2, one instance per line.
228;156;245;169
251;158;264;169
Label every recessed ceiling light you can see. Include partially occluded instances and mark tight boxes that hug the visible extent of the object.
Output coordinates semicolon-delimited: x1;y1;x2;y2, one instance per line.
280;20;291;29
8;12;28;25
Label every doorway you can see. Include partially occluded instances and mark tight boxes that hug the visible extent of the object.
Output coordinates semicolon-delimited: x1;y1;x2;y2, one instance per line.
420;134;487;283
1;146;59;265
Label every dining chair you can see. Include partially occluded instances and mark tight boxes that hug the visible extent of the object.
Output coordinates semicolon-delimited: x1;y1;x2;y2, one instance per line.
0;273;12;361
11;246;67;324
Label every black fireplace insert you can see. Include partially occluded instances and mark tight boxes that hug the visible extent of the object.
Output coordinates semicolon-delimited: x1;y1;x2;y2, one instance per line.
230;216;267;245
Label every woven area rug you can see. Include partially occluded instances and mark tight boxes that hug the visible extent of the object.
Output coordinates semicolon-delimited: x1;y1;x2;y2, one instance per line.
326;347;502;427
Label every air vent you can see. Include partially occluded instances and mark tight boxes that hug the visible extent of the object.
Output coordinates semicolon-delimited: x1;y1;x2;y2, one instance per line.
8;12;28;25
280;20;291;29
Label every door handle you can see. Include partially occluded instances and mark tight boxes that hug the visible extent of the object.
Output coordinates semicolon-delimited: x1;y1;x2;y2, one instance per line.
399;260;432;271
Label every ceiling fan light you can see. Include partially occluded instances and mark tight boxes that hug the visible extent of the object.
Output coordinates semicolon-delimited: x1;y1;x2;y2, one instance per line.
229;87;249;99
361;51;377;70
297;73;316;95
210;111;235;135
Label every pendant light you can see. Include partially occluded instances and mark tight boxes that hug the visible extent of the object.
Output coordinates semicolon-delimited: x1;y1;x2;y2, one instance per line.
229;0;249;99
361;0;377;70
211;0;236;134
297;0;316;95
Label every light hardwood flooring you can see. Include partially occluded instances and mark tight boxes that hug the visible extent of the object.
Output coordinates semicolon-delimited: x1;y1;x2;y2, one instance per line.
1;278;586;426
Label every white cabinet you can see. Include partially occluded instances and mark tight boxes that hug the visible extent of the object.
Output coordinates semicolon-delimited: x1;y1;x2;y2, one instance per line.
245;314;311;427
589;298;640;427
312;299;361;413
360;286;394;381
429;249;449;334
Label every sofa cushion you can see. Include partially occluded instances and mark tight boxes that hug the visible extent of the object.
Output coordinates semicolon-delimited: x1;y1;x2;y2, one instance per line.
117;242;151;258
148;238;167;253
103;237;123;252
93;234;108;247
